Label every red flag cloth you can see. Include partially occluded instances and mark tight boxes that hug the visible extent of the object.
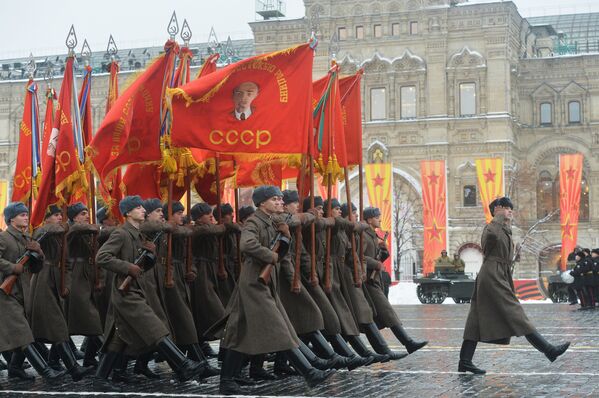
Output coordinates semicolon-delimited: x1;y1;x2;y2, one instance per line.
41;88;57;162
106;61;119;114
559;153;583;271
87;40;179;186
168;43;313;155
420;160;447;275
339;70;363;166
195;53;219;79
235;159;283;187
122;164;162;199
12;80;41;204
312;66;347;183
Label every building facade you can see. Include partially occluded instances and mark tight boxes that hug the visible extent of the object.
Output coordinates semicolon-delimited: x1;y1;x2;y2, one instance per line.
1;0;598;279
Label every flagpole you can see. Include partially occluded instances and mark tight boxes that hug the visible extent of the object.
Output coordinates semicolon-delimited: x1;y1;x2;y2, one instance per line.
309;154;318;286
292;154;306;293
233;160;241;282
344;166;361;286
215;153;227;280
185;173;193;280
359;163;365;279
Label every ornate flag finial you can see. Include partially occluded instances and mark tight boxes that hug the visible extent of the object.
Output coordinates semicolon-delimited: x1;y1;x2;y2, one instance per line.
329;31;340;61
208;26;219;54
66;25;78;56
181;19;192;47
168;11;179;40
106;34;118;61
81;39;92;66
26;53;36;79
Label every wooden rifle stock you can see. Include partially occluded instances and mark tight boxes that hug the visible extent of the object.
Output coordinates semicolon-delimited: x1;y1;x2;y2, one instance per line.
118;231;164;294
291;223;302;293
370;231;389;281
258;214;292;285
0;231;49;295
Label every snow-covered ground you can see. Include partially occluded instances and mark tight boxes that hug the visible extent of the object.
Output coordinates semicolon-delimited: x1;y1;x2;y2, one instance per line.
388;282;553;305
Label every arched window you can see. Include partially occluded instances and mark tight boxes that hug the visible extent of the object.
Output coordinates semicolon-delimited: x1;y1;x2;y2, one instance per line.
568;101;581;124
537;170;554;218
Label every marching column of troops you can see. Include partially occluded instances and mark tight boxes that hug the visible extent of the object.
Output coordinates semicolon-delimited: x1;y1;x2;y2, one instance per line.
568;248;599;310
0;185;429;394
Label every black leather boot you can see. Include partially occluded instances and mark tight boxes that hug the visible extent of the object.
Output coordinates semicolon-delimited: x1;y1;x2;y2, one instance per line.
525;331;570;362
56;341;95;381
111;353;132;384
69;338;84;360
458;340;485;374
249;354;276;380
363;323;408;360
48;344;65;371
83;336;102;368
134;352;160;379
0;357;6;371
186;344;220;378
298;341;342;370
23;344;67;384
390;325;428;354
286;347;335;388
34;341;50;361
156;337;204;382
200;341;218;358
346;335;390;363
219;349;246;396
8;350;34;380
92;352;122;392
306;331;356;370
273;352;298;376
326;334;374;370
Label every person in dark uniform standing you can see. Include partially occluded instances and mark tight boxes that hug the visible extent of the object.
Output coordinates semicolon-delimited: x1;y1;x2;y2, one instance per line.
591;249;599;308
0;202;65;383
29;205;94;381
94;196;205;391
571;250;592;310
459;197;570;374
217;186;335;395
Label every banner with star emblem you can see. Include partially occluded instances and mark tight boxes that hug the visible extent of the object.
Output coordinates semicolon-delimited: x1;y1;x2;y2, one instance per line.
365;163;393;274
475;158;504;223
559;153;583;271
420;160;447;275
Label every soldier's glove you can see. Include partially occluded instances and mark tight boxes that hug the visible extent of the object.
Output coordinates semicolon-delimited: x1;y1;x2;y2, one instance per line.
26;240;43;255
142;241;156;254
276;223;291;239
185;271;197;283
127;263;142;278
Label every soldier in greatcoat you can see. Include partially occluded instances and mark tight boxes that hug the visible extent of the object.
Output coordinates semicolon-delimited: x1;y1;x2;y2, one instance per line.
29;205;94;381
94;207;118;330
93;196;205;391
213;203;238;305
216;186;335;395
64;202;105;368
0;202;64;383
362;206;427;357
460;197;570;374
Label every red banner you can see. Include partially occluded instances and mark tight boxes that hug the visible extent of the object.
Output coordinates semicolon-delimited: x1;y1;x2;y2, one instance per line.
168;43;313;155
475;158;504;223
12;80;41;204
88;40;179;185
339;71;363;166
365;163;393;275
560;153;583;271
420;160;447;275
41;88;56;162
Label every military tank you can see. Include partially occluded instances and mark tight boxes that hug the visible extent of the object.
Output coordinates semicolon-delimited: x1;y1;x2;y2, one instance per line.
413;270;476;304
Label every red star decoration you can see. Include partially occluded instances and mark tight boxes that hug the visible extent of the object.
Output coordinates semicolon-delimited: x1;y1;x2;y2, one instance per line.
372;174;384;187
427;172;439;185
565;167;577;180
425;218;445;243
483;168;496;183
561;215;577;240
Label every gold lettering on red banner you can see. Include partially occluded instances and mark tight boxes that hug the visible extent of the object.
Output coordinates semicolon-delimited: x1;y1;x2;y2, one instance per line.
209;129;272;149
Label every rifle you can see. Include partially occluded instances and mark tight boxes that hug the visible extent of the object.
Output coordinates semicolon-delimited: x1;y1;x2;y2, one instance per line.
118;231;164;294
370;231;389;281
0;231;48;295
258;213;292;285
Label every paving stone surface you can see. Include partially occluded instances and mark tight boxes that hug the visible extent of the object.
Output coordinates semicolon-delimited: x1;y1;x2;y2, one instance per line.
0;303;596;397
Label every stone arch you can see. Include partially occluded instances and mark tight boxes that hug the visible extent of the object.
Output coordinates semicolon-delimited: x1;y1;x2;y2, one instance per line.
388;1;401;12
361;52;392;74
352;4;364;16
447;46;486;69
338;55;359;74
367;139;389;164
529;140;591;171
391;49;426;72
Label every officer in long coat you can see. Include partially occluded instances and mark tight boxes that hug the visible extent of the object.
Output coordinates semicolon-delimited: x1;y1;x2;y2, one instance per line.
94;207;117;329
93;196;205;391
64;202;105;368
29;205;94;381
216;186;335;395
460;197;570;374
0;202;64;382
362;207;427;357
213;203;238;306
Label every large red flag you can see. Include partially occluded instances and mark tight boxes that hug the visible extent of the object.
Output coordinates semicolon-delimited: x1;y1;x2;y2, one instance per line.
12;80;42;204
339;70;363;166
312;66;347;183
168;43;313;155
87;40;179;186
420;160;447;275
560;153;583;271
71;64;94;206
195;53;219;79
41;87;57;161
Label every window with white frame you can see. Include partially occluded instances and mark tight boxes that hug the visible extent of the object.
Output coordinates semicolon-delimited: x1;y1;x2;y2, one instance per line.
370;88;386;120
459;83;476;116
400;86;416;119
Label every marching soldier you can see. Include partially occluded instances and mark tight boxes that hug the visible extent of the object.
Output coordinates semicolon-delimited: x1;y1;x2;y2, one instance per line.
64;202;104;368
0;202;64;382
216;186;335;395
460;197;570;374
94;207;118;330
94;196;205;391
29;205;94;381
213;203;238;305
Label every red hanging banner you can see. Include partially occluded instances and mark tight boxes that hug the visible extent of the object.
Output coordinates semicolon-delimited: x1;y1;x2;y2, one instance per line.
420;160;447;275
559;153;583;271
